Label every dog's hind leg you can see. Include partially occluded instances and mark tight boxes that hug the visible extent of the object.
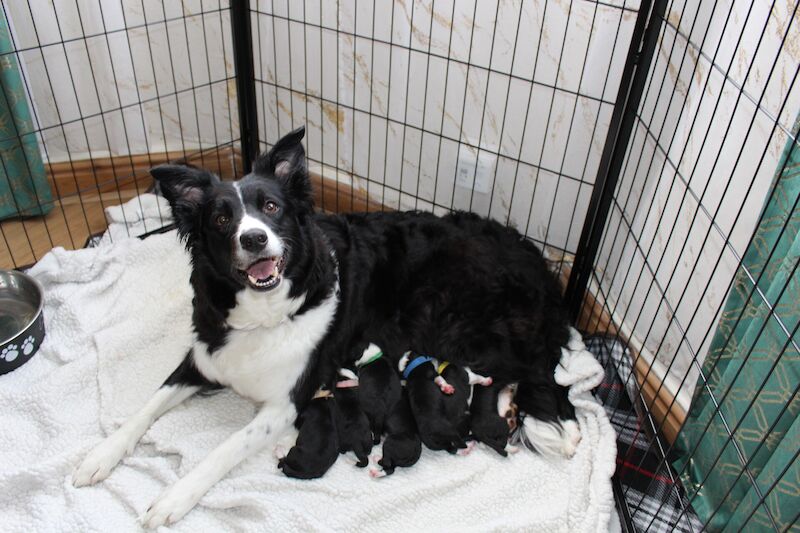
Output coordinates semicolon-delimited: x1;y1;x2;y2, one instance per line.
72;353;211;487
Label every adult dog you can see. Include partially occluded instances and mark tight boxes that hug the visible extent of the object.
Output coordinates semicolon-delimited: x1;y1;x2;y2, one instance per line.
72;127;579;527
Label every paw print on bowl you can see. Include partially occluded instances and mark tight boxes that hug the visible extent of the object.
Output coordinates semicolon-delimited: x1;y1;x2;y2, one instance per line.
22;336;35;355
1;344;19;362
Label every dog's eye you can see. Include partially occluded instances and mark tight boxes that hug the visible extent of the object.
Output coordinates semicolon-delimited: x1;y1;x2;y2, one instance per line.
215;214;230;226
264;201;278;214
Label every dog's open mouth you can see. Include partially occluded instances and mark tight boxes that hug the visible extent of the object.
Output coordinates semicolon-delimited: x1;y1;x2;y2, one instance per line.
239;256;286;290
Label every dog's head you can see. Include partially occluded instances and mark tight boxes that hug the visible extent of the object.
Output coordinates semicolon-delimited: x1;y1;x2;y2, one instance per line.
151;127;312;292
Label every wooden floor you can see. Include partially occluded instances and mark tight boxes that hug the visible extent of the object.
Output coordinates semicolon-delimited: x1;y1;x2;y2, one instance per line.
1;188;143;269
1;147;239;270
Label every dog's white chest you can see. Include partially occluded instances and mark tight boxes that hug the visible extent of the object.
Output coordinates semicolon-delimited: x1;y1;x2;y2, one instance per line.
192;286;338;403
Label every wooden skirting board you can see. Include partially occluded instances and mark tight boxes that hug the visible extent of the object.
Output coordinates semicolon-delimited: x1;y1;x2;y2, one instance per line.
5;148;683;443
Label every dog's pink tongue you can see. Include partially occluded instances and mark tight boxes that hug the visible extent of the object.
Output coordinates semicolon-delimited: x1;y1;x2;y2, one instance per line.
247;259;276;279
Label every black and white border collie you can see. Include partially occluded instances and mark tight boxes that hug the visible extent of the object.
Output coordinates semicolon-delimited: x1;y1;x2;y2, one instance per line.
72;127;580;527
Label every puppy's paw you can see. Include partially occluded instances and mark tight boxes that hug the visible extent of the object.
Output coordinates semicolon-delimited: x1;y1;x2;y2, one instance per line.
369;468;386;478
72;432;132;487
505;444;520;454
441;383;455;395
141;481;201;529
456;441;476;456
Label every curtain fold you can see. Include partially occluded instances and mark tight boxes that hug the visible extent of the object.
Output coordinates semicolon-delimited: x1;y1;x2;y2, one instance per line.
0;9;52;221
672;116;800;532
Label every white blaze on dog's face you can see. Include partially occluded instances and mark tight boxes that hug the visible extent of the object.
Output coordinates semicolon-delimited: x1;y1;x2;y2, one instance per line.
151;127;313;293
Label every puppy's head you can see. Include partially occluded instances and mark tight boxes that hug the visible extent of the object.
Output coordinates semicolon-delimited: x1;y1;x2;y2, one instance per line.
152;127;312;292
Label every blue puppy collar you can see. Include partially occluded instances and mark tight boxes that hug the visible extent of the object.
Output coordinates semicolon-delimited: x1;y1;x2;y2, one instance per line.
403;355;433;379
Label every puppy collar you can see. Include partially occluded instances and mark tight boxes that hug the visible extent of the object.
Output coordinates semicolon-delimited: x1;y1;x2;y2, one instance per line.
359;350;383;367
437;361;450;374
313;389;333;399
403;355;433;379
336;379;359;388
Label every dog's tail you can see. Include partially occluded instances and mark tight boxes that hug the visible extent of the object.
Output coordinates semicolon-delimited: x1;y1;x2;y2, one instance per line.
514;381;580;458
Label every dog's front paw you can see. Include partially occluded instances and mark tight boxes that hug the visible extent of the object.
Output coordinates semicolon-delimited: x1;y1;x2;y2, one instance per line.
72;432;132;487
142;481;201;529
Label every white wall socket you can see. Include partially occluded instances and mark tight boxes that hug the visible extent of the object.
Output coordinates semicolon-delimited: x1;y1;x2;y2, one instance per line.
456;147;496;195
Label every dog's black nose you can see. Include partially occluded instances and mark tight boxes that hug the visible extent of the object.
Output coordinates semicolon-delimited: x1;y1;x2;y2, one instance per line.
240;229;268;252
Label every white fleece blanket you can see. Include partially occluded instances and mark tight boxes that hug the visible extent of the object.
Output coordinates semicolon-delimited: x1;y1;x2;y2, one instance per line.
0;228;618;532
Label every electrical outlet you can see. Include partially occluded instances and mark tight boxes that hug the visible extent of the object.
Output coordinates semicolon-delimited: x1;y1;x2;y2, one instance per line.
456;148;495;194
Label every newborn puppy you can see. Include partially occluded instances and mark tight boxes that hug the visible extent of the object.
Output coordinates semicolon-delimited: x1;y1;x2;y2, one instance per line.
356;343;401;443
470;384;513;457
334;368;373;467
400;352;466;453
372;389;422;477
438;361;493;444
278;391;339;479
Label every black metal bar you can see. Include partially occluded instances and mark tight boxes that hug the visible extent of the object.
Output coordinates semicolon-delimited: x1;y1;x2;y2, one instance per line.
231;0;259;174
564;0;668;321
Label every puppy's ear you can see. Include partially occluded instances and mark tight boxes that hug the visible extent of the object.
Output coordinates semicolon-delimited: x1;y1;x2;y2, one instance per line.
254;126;313;214
150;164;218;238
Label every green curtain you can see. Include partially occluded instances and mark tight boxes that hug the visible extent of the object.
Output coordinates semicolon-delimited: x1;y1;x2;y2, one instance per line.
0;9;52;221
672;116;800;532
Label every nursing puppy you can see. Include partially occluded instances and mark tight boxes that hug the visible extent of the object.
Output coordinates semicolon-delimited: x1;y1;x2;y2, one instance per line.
400;352;466;453
73;126;578;527
438;361;492;444
334;368;373;467
470;385;513;457
356;344;401;443
372;389;421;477
278;391;339;479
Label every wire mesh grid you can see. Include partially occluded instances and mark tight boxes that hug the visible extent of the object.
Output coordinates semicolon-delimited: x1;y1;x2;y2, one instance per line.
0;1;798;532
0;0;240;269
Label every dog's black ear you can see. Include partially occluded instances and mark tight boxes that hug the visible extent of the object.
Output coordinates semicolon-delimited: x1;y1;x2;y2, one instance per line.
254;126;313;213
150;164;218;237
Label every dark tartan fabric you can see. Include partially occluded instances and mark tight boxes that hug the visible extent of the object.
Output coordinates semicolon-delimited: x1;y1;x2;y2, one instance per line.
587;336;704;533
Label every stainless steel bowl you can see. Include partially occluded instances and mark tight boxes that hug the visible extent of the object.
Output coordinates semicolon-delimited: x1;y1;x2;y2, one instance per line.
0;270;45;375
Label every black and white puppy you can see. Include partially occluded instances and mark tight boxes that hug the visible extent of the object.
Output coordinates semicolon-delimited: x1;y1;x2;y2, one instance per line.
356;343;401;443
400;352;467;454
470;384;513;457
334;368;373;467
372;389;421;477
73;126;579;527
438;361;492;445
278;391;339;479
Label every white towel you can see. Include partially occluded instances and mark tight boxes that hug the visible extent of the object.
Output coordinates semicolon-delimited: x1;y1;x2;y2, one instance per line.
0;229;618;532
100;193;172;245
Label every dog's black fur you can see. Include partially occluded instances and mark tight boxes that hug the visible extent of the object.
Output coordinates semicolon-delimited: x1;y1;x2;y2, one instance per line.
154;125;573;449
278;396;339;479
404;357;467;453
377;389;422;476
333;374;373;467
357;355;401;443
469;384;510;457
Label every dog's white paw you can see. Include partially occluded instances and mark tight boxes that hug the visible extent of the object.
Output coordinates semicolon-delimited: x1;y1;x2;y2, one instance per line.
142;481;201;529
72;433;132;487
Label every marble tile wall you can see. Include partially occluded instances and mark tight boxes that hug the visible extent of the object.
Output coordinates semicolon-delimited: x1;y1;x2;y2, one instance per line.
7;0;237;163
253;0;640;253
595;0;800;409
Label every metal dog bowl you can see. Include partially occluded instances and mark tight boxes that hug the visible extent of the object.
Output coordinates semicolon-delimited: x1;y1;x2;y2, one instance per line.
0;270;45;375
